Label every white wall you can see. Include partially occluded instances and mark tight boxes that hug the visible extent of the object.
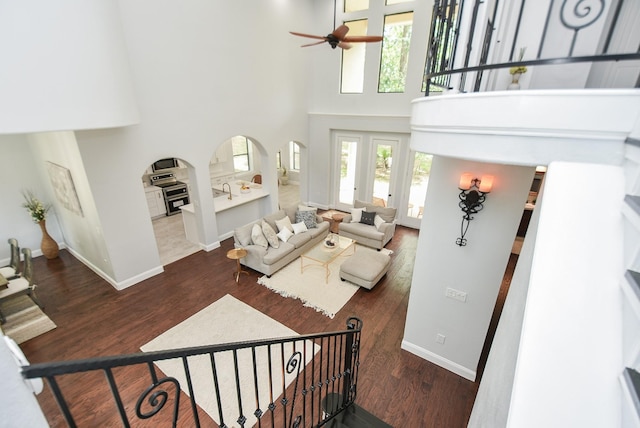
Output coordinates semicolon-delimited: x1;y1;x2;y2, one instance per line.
28;132;116;279
402;156;535;380
0;0;316;286
308;0;431;117
0;135;64;263
0;0;139;133
468;178;543;427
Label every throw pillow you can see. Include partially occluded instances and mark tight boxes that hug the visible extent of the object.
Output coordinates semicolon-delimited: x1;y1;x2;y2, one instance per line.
292;221;308;235
275;216;294;233
295;210;317;229
251;223;268;248
351;207;364;223
374;214;385;230
360;211;375;225
276;227;293;243
261;220;279;248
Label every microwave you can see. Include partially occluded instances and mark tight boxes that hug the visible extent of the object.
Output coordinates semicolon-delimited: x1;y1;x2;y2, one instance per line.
152;158;179;172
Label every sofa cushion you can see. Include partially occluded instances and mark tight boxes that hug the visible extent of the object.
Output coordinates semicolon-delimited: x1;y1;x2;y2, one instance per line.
374;214;385;230
339;222;384;241
263;209;286;232
263;242;295;265
360;211;375;225
235;221;258;247
351;207;364;223
354;200;397;223
288;231;312;248
292;221;308;234
276;227;293;243
373;206;397;223
307;220;330;238
283;202;300;223
261;220;279;248
275;216;293;233
295;210;317;229
251;224;268;248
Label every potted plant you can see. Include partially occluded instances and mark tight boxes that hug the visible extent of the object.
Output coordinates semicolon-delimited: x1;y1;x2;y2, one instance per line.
508;47;527;90
22;190;59;259
279;166;289;186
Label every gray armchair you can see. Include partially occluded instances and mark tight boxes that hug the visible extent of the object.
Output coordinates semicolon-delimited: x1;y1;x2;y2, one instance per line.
338;200;397;250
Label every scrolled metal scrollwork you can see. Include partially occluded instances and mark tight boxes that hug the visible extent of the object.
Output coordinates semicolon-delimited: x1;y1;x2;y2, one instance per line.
135;377;180;424
560;0;605;31
286;351;303;428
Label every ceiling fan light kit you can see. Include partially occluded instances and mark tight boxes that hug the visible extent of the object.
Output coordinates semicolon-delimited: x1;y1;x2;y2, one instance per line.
289;24;383;50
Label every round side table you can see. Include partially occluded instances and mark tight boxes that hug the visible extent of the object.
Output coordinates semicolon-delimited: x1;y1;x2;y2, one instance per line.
332;213;346;234
227;248;249;283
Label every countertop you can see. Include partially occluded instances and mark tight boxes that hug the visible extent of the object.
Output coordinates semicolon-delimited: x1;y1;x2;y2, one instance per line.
211;180;269;212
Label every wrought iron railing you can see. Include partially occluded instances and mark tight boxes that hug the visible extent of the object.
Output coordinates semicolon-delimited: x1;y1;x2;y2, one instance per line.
424;0;640;95
21;317;363;428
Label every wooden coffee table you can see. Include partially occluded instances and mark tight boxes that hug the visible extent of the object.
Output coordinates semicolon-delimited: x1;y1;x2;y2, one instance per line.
300;236;355;283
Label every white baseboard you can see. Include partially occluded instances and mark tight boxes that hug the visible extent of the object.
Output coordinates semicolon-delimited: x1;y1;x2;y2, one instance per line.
64;246;163;291
401;339;477;381
308;201;330;210
203;241;221;251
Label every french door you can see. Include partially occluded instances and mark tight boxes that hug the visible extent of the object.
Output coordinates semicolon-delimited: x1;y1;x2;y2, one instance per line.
333;132;401;212
332;132;432;229
335;135;362;212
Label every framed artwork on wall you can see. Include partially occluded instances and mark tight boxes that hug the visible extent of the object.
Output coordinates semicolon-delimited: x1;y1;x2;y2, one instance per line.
46;161;84;217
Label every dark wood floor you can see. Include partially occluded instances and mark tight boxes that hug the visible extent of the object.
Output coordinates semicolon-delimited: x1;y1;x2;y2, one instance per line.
20;224;516;427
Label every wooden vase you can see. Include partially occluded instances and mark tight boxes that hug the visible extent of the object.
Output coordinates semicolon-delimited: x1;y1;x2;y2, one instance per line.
39;219;59;259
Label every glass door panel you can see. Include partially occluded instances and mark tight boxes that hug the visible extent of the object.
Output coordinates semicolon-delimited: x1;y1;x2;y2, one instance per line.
336;137;360;211
371;139;397;208
404;151;432;227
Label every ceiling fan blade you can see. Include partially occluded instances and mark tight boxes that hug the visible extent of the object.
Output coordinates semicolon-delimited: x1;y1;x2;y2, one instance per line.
332;25;350;41
289;31;326;40
338;42;352;50
301;40;328;48
342;35;384;43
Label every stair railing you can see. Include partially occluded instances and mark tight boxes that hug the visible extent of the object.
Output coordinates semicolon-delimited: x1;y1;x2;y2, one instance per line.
21;317;363;428
424;0;640;95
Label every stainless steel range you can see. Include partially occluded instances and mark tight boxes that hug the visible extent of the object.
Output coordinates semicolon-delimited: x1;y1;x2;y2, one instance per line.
150;173;190;216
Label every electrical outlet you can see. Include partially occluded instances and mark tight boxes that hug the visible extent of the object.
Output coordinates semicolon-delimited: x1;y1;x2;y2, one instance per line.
445;287;467;302
436;333;446;344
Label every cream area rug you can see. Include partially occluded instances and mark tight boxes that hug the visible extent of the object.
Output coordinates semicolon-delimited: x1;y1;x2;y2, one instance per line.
257;245;392;318
0;295;56;344
140;294;318;427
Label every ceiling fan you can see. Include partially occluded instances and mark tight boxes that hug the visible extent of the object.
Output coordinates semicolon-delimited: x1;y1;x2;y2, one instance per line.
289;24;383;50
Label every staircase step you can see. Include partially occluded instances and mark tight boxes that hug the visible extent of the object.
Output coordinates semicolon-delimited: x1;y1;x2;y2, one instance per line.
322;393;392;428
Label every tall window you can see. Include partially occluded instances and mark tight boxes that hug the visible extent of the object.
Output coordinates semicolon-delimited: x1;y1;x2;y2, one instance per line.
378;12;414;93
290;142;300;171
339;0;415;95
340;19;369;93
344;0;368;12
422;0;461;93
232;136;251;172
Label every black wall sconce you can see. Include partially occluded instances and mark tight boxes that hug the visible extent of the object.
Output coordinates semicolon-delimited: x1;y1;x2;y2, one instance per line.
456;173;494;246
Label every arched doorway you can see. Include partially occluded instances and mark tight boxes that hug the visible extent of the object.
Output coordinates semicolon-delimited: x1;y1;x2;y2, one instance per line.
141;157;199;265
277;140;303;206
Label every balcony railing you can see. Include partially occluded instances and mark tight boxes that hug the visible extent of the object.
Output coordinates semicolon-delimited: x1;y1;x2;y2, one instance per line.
424;0;640;95
21;317;363;428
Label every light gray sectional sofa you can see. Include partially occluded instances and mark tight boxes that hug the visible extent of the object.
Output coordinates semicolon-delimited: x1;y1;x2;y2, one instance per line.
233;203;330;277
338;200;397;250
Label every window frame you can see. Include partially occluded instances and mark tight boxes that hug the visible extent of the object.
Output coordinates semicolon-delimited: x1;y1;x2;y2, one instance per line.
232;136;252;172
